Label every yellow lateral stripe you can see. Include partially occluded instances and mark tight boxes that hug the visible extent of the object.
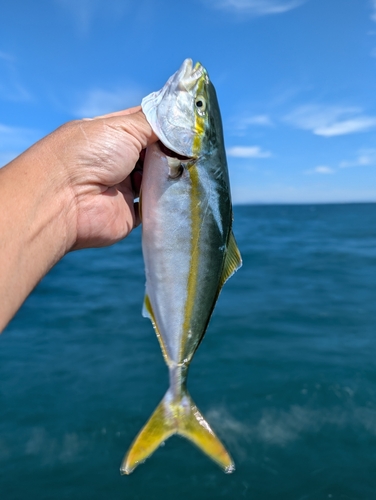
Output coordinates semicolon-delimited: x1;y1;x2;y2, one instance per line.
180;72;207;362
180;164;201;362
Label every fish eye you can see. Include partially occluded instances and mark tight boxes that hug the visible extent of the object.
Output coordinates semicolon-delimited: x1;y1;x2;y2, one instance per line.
195;95;206;114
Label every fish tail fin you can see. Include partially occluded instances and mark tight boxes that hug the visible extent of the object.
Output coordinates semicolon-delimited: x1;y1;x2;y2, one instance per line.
120;388;234;475
120;392;175;475
177;390;235;473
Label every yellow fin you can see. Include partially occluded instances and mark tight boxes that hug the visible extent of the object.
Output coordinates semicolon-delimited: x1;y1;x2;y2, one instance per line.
141;293;153;321
219;231;242;289
138;186;142;222
142;294;169;364
177;393;235;473
120;396;175;475
120;389;234;475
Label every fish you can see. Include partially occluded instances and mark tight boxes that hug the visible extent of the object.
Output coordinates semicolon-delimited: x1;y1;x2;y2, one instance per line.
120;59;242;475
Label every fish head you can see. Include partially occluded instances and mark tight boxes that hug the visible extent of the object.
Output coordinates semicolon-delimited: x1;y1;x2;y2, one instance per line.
141;58;217;159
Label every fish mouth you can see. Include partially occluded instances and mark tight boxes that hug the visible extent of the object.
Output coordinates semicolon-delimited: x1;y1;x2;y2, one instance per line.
141;59;207;160
158;141;192;162
178;59;205;92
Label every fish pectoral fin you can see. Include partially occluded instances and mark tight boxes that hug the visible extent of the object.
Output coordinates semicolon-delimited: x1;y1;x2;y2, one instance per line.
138;186;142;222
120;389;235;475
120;395;175;475
219;231;242;289
177;392;235;473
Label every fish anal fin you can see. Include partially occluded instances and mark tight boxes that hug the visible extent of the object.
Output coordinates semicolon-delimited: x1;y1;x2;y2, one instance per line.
142;294;169;364
219;231;242;289
142;293;152;320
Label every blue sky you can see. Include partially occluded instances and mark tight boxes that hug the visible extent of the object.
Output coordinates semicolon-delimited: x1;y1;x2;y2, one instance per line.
1;0;376;203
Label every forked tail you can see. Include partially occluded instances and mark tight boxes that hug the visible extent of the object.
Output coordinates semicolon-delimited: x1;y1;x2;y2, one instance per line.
120;387;234;475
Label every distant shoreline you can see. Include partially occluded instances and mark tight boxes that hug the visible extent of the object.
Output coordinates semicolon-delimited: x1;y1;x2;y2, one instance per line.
233;200;376;207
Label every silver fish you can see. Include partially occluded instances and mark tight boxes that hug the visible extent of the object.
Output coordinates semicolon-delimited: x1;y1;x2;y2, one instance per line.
121;59;242;475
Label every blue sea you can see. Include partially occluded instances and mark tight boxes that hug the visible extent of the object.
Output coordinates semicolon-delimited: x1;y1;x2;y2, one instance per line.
1;203;376;499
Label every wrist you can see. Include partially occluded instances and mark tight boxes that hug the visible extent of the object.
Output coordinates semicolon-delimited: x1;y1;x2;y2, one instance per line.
23;131;78;255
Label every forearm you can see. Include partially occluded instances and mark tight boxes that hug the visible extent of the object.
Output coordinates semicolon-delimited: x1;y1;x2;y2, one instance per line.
0;138;75;331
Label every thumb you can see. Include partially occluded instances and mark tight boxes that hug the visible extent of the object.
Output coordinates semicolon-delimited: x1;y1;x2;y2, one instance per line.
92;105;143;119
104;109;159;150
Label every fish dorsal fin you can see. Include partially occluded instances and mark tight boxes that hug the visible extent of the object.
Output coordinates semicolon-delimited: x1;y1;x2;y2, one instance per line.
219;231;242;289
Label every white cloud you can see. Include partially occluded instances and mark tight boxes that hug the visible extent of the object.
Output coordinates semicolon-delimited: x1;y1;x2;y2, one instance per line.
56;0;129;34
316;118;376;137
305;165;334;175
285;104;376;137
315;166;333;174
228;113;273;137
238;114;273;128
302;149;376;176
339;149;376;168
245;114;273;126
371;0;376;21
73;87;144;118
206;0;306;16
227;145;272;158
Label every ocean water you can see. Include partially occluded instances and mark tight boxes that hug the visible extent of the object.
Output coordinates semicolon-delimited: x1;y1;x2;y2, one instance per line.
1;203;376;500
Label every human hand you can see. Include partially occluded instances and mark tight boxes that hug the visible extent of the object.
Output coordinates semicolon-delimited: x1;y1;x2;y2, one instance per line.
42;106;157;251
0;106;157;330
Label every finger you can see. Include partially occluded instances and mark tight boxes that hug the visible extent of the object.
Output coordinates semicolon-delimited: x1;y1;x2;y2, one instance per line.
94;106;142;120
110;110;159;149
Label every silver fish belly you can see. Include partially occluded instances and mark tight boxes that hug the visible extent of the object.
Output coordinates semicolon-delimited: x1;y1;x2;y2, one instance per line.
121;59;242;475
